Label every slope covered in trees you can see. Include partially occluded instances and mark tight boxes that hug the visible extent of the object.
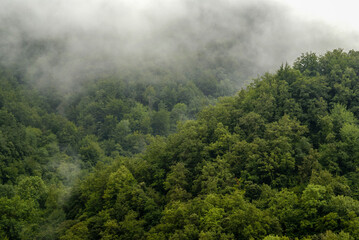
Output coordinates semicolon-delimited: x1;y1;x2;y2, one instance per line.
2;49;359;239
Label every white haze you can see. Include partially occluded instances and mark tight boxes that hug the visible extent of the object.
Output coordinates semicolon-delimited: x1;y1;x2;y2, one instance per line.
1;0;359;89
278;0;359;34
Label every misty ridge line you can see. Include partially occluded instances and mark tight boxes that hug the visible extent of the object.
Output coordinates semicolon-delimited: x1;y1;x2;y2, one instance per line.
0;0;358;91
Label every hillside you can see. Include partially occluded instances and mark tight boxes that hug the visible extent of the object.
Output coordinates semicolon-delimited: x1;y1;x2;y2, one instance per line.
2;49;359;239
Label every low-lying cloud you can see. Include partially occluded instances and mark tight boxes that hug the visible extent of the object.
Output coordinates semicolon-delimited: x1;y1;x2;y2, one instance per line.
1;0;358;90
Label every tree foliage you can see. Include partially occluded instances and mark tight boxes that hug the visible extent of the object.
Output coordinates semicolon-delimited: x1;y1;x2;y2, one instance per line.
3;50;359;239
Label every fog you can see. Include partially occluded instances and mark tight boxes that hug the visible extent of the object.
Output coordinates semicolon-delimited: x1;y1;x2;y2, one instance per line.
1;0;358;90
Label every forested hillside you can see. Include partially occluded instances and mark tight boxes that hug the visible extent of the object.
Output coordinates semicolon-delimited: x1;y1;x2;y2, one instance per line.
2;49;359;239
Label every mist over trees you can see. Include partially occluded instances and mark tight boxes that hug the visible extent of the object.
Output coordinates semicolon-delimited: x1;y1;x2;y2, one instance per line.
1;0;359;92
2;0;359;239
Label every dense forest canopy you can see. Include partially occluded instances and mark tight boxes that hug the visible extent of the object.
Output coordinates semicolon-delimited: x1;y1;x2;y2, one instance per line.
2;49;359;239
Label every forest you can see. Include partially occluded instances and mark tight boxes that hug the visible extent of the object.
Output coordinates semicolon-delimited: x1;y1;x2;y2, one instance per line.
2;49;359;239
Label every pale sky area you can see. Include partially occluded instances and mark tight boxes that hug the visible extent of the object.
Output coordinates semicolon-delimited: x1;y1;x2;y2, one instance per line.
277;0;359;33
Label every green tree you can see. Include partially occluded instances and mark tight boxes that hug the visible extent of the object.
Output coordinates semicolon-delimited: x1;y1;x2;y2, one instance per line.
164;162;191;201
